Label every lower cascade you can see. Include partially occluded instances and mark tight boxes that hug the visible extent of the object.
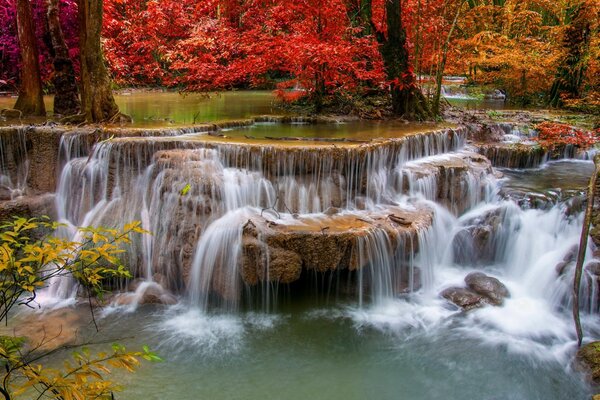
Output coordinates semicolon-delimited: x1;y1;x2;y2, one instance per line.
1;122;598;398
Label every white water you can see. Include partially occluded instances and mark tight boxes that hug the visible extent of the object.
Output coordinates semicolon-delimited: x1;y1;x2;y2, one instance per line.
25;123;597;374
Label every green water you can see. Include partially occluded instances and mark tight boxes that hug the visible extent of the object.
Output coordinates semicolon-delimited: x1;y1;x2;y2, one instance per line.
36;303;588;400
0;91;278;126
223;120;445;141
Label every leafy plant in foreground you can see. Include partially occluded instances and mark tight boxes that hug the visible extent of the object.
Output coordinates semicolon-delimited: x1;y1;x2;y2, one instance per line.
0;217;160;400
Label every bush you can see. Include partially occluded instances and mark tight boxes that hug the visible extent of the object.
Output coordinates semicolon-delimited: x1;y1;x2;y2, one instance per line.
0;217;159;400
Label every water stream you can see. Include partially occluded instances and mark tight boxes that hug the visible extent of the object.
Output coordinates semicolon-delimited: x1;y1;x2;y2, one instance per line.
2;92;598;398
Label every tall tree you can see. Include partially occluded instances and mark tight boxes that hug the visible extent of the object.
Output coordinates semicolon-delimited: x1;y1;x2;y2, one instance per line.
13;0;45;116
46;0;80;116
548;0;596;107
78;0;121;122
365;0;432;119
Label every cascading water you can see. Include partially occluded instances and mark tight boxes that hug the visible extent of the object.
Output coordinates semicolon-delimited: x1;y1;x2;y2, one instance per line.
38;122;599;367
0;127;29;199
4;108;597;399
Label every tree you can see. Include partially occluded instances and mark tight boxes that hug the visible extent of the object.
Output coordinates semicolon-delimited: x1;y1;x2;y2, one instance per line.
46;0;80;116
78;0;122;122
549;0;597;107
363;0;432;119
13;0;45;116
431;0;465;116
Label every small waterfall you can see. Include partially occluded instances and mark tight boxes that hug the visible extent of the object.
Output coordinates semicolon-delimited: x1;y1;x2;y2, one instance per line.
0;127;28;199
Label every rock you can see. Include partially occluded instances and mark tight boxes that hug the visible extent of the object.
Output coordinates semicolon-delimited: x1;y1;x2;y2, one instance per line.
239;206;433;291
440;287;487;311
586;262;600;277
453;207;503;265
395;266;422;294
0;194;57;223
576;342;600;386
464;272;510;305
563;244;579;263
324;207;340;216
555;261;570;276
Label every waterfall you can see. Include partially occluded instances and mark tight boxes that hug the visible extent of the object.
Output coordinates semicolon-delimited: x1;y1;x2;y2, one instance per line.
35;121;596;336
0;127;29;199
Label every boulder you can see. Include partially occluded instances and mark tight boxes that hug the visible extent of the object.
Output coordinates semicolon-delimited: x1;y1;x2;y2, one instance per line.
440;286;487;311
453;207;504;265
464;272;510;305
240;206;433;290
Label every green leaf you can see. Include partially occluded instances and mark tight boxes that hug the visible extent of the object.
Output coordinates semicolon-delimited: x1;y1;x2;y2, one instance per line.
181;183;191;196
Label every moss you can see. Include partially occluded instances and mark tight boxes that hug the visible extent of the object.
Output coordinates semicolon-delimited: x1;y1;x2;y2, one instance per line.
577;341;600;384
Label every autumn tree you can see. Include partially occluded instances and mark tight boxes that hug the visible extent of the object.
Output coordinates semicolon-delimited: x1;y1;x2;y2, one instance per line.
549;0;598;107
46;0;80;116
362;0;432;119
78;0;122;122
13;0;45;116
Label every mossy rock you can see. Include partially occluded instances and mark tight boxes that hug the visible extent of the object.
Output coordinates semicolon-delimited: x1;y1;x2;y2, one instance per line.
576;341;600;385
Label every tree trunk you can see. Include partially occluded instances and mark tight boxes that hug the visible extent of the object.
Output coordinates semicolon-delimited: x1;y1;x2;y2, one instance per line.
378;0;431;120
47;0;80;117
14;0;46;116
433;1;462;116
78;0;120;123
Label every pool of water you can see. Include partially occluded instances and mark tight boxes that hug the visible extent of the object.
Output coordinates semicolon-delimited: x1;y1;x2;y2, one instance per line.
222;120;446;141
21;300;590;400
0;91;278;126
1;90;514;128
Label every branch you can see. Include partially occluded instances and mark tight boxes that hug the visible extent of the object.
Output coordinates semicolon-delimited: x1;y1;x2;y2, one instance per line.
573;154;600;346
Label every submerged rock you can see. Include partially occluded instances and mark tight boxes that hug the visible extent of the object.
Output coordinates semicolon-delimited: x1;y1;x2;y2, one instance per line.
440;287;487;311
464;272;510;305
114;282;178;306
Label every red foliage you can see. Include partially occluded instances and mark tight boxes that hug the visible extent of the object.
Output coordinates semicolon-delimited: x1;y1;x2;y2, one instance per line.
534;122;600;150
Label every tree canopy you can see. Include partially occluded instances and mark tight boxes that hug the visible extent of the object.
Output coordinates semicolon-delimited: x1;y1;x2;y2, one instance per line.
0;0;598;113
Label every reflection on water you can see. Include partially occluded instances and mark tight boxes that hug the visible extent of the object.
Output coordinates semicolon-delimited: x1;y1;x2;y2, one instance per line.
223;120;446;140
0;91;278;126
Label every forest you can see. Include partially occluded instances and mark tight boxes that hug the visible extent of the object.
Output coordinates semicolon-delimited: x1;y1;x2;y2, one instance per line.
1;0;599;120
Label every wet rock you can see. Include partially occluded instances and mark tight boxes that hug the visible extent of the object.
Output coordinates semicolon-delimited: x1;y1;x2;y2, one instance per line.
0;193;57;223
25;127;64;193
576;341;600;386
324;207;340;216
399;151;494;215
453;207;503;265
396;266;422;294
477;143;546;169
240;206;433;290
114;283;178;306
555;261;571;276
586;261;600;278
440;287;487;311
564;245;579;263
464;272;510;305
